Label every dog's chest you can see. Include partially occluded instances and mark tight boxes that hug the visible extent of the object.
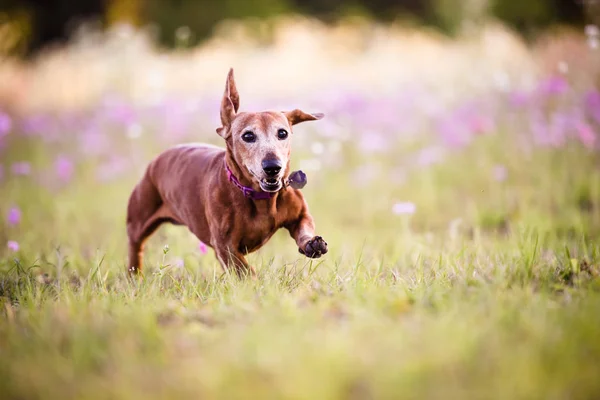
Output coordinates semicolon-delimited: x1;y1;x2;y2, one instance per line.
237;211;290;254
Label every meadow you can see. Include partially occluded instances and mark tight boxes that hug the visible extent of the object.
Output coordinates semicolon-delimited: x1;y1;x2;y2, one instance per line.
1;18;600;399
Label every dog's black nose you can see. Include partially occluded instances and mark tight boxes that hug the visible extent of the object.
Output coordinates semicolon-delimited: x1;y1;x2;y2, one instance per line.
262;159;282;177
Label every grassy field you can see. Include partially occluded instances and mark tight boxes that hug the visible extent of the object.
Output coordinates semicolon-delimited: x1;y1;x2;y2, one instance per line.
1;21;600;400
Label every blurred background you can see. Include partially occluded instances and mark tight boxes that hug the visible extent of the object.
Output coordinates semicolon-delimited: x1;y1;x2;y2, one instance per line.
3;3;600;398
0;0;598;111
0;0;594;55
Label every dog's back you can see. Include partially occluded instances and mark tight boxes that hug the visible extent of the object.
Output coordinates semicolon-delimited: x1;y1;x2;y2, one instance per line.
126;143;224;272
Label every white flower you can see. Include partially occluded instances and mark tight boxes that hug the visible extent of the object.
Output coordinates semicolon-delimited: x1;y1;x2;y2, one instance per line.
392;202;416;215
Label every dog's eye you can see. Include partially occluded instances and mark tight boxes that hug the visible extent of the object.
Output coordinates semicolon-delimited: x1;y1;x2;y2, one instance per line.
277;129;288;140
241;131;256;143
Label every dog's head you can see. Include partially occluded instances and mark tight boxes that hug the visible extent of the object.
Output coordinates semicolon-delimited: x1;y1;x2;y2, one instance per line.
216;69;323;193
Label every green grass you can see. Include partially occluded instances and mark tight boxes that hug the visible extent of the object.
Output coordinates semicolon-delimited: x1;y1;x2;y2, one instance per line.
1;135;600;399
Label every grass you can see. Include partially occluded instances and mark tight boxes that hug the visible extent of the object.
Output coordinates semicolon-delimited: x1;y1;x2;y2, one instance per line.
1;131;600;399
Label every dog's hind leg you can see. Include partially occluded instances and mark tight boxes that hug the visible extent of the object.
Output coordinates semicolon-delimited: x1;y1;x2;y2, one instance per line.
126;172;166;275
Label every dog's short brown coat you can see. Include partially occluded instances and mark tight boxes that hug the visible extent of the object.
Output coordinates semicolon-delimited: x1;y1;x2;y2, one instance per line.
126;69;327;277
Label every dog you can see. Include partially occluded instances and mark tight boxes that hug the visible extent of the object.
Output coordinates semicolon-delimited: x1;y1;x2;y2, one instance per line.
126;69;328;278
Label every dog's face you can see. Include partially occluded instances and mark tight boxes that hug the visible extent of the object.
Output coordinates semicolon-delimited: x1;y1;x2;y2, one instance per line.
227;111;294;192
217;69;323;192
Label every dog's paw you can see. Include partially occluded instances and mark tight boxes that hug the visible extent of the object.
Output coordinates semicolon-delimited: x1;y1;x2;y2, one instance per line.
299;236;328;258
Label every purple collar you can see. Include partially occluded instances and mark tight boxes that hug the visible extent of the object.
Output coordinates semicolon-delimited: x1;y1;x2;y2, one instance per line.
224;160;276;200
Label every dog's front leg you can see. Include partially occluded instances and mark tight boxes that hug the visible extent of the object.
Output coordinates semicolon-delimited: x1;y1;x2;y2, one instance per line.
214;245;257;279
286;211;328;258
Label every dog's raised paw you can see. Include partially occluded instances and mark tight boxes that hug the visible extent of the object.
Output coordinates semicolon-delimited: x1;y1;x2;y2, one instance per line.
300;236;328;258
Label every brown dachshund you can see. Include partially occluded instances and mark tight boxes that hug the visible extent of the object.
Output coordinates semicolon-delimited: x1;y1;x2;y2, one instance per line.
126;69;328;277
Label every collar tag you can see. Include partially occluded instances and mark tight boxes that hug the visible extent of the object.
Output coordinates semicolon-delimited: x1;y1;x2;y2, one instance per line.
288;170;307;189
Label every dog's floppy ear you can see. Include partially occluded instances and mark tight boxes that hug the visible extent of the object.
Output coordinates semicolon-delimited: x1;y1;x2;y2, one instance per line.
284;109;324;126
217;68;240;138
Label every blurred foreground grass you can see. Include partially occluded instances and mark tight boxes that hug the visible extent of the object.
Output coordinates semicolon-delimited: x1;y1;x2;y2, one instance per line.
1;19;600;400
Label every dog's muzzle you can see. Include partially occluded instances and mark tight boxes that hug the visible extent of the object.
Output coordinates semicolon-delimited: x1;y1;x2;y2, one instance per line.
260;159;283;192
259;177;282;192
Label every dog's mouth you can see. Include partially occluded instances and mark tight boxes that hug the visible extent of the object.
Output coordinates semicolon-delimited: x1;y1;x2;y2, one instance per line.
259;177;282;192
249;168;283;192
248;168;283;193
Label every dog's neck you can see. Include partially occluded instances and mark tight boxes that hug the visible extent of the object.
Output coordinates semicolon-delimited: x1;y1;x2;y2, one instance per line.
223;156;279;201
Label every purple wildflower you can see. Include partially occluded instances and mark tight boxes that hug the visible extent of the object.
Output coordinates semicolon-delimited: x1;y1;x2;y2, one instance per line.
55;155;74;182
438;119;471;148
103;97;137;126
509;91;529;108
21;115;52;137
358;131;388;153
11;162;31;176
584;90;600;125
548;112;570;147
530;111;569;147
436;106;480;148
538;76;569;96
7;207;21;225
198;241;208;255
174;258;185;268
468;115;494;135
0;111;11;136
575;121;596;149
339;93;367;117
7;240;19;252
80;124;109;155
